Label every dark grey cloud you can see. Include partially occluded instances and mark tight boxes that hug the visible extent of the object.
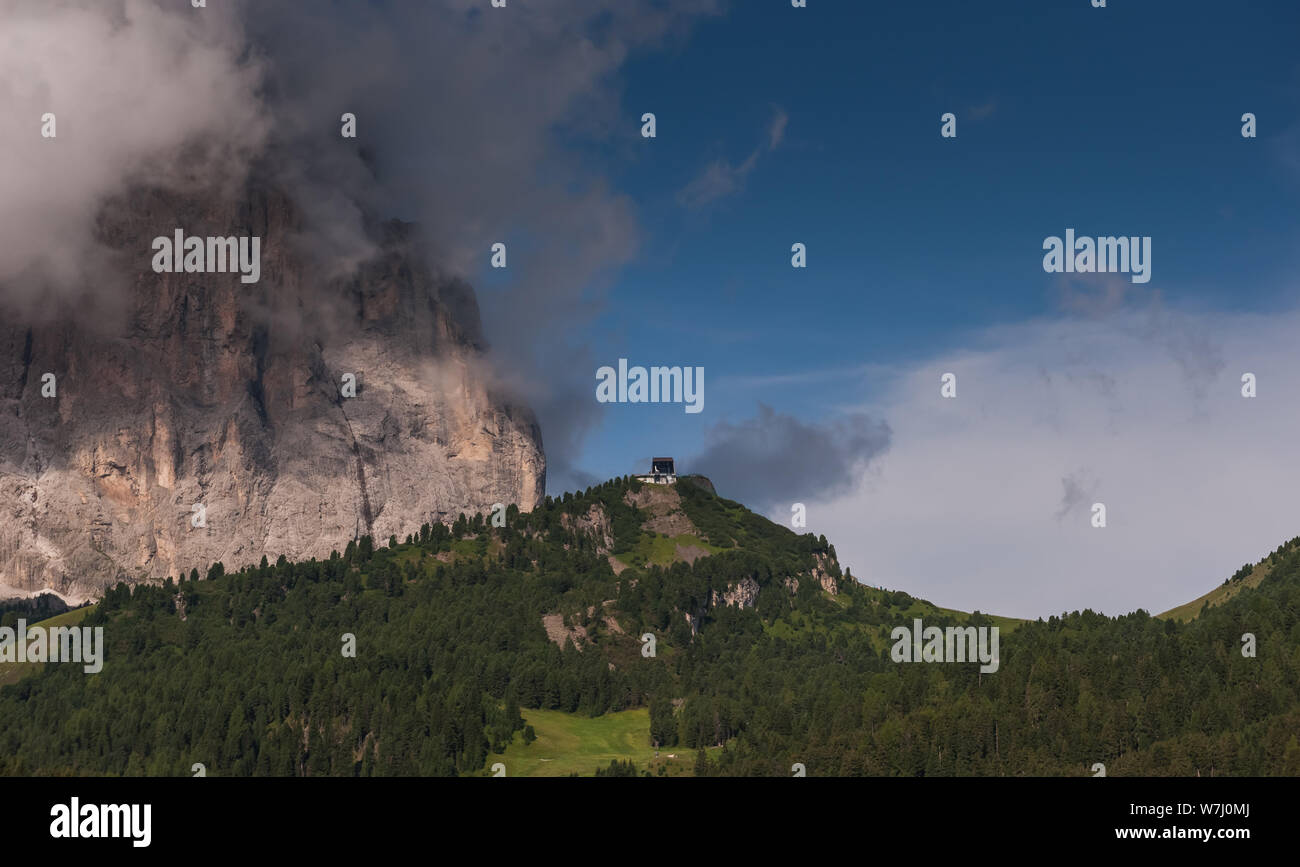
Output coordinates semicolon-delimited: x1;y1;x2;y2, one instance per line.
239;0;724;493
689;404;890;511
1055;471;1098;521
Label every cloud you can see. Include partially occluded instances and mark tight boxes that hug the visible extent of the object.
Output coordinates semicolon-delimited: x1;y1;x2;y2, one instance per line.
1055;471;1098;521
676;105;787;210
967;99;998;121
0;0;269;320
767;105;789;149
689;404;891;512
234;0;723;493
800;305;1300;620
0;0;725;493
1054;274;1226;402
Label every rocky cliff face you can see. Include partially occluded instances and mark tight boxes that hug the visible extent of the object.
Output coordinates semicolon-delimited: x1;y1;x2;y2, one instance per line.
0;183;545;601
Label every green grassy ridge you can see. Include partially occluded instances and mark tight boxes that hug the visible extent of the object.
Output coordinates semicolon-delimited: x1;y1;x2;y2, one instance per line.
1158;564;1273;623
619;532;723;570
933;606;1027;634
1156;538;1300;622
0;605;94;688
661;480;1031;628
761;596;1025;650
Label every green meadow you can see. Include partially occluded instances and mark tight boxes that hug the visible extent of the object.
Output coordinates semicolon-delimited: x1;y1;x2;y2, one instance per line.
490;707;715;777
0;605;93;688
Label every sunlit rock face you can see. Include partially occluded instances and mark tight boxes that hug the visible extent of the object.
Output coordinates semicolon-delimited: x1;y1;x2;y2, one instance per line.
0;183;544;601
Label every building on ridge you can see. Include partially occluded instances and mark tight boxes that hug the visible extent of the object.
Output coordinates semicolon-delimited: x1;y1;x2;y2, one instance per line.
635;457;677;485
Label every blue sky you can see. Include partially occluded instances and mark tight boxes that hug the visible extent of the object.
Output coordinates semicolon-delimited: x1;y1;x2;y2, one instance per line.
532;0;1300;486
465;0;1300;617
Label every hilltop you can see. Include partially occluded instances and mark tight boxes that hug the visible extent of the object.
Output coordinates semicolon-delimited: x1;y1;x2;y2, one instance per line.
1157;538;1300;623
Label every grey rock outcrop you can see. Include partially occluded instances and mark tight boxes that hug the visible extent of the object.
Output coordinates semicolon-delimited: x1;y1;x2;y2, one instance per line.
0;183;544;601
710;576;760;610
560;503;614;554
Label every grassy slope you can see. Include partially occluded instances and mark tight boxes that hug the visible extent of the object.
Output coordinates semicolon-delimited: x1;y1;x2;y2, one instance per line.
1157;558;1274;622
0;605;93;687
933;605;1026;633
618;532;722;570
490;707;720;777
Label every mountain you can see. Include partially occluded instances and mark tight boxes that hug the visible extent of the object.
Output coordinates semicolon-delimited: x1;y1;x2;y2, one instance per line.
0;182;544;602
5;475;1297;777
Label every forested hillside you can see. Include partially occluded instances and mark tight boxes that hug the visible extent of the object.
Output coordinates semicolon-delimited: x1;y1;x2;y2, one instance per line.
2;477;1298;776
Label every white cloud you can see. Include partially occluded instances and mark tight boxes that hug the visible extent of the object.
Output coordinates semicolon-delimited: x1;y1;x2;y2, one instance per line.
0;0;268;316
676;105;787;210
793;306;1300;620
767;106;789;149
